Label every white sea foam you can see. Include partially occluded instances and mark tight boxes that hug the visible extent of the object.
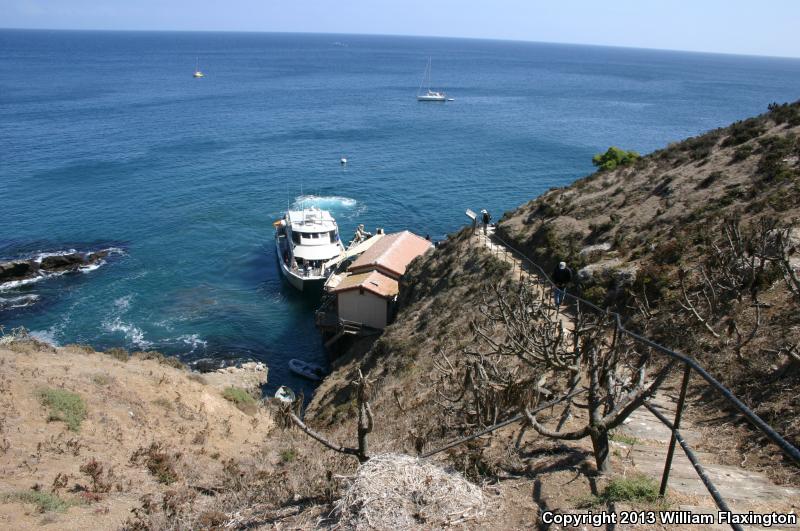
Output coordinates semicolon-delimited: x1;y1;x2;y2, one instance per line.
32;247;124;263
293;194;358;209
0;294;40;310
33;249;78;264
0;247;125;291
30;325;60;346
0;275;47;291
114;295;132;311
177;334;208;352
80;261;105;273
104;317;152;349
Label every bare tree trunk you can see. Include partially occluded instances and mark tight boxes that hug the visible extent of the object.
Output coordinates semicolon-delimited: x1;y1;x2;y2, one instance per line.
590;428;611;474
355;370;374;463
284;369;373;464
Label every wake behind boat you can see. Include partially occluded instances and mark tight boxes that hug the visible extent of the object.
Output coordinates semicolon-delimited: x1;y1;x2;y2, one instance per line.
274;206;345;291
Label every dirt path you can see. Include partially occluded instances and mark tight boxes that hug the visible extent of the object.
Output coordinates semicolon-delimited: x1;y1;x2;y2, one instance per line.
475;225;800;528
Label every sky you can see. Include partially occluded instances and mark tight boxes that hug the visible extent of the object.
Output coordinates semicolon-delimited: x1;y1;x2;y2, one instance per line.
2;0;800;58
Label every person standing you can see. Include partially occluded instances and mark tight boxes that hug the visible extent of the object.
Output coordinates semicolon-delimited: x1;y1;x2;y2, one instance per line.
552;261;572;306
481;209;491;235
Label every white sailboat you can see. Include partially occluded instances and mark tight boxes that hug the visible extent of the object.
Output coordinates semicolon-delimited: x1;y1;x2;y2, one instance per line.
193;57;204;78
417;57;451;102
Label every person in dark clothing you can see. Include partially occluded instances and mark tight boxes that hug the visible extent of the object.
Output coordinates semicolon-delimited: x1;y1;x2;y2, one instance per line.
552;261;572;306
481;209;491;234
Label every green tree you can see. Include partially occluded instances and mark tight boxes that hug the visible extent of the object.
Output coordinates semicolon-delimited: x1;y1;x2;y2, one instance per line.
592;146;640;171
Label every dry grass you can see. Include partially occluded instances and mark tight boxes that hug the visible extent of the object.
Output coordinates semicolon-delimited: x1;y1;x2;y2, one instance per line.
0;340;274;529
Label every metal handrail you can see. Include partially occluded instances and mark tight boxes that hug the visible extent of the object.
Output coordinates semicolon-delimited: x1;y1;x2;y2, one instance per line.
458;224;799;527
483;226;799;466
644;401;744;531
420;388;587;459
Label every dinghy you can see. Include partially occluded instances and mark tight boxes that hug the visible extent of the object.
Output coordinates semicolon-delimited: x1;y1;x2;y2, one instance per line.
289;358;326;381
274;386;296;403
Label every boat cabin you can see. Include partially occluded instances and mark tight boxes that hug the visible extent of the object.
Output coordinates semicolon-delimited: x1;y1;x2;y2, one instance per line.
276;207;345;288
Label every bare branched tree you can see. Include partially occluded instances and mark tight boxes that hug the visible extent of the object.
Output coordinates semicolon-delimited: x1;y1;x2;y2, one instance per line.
281;369;374;464
678;217;794;360
435;276;672;474
774;226;800;299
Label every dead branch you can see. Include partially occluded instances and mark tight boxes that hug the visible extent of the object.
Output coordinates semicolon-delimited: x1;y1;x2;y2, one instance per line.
285;369;374;463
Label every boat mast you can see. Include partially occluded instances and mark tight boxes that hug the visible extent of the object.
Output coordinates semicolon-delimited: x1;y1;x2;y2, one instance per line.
418;57;432;96
426;57;432;93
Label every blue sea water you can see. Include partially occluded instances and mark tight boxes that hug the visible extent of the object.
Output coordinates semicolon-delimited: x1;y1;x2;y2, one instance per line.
1;30;799;395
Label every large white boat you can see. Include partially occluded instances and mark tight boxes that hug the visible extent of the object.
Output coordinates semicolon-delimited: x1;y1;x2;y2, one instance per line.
417;57;451;102
274;207;345;291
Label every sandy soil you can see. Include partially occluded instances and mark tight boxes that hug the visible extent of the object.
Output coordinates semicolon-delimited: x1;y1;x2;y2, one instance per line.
0;338;273;530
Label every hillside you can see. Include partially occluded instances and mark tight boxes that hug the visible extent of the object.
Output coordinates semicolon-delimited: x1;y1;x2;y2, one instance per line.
309;101;800;460
0;332;274;530
299;101;800;522
496;100;800;452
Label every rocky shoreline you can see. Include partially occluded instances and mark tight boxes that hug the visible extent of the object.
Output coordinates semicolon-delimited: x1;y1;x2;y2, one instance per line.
0;249;118;285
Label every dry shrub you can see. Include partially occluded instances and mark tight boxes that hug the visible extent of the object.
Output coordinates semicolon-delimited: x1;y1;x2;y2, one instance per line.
196;510;227;529
79;458;112;493
122;440;348;530
334;453;484;530
186;372;207;385
105;347;129;362
130;442;180;484
131;350;187;370
123;488;198;531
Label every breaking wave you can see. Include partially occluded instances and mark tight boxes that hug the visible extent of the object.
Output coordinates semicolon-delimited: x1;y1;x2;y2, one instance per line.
176;334;208;353
0;294;40;311
30;326;60;346
0;276;48;291
103;317;152;349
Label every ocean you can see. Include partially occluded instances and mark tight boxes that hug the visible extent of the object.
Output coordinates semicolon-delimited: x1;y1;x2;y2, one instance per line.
1;29;799;396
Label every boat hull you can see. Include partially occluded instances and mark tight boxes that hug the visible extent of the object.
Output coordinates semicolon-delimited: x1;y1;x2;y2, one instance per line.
417;95;446;102
275;236;326;292
289;359;324;381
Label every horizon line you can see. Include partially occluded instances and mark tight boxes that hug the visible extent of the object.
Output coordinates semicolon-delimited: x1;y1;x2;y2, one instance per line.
2;26;800;61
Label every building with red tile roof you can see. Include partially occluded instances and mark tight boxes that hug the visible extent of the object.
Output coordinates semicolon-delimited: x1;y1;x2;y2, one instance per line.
326;231;433;329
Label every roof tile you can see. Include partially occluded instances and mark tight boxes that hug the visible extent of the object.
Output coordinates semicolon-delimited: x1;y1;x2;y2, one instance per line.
348;231;433;277
329;270;399;298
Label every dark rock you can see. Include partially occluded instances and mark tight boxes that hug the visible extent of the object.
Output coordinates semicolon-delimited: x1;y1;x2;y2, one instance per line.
40;253;86;272
87;250;110;262
0;261;37;282
1;247;119;286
